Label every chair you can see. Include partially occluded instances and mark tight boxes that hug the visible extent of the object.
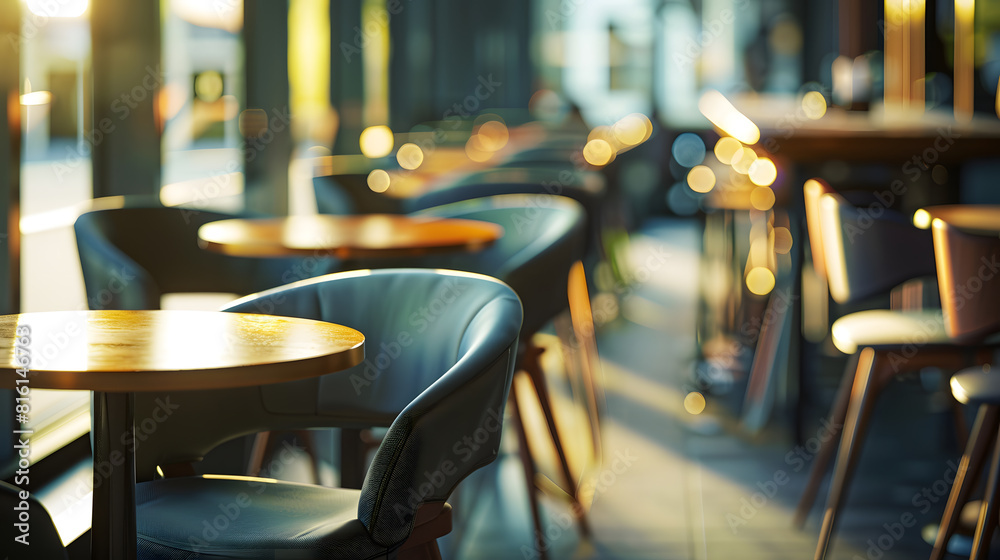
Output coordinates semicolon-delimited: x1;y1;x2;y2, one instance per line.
74;197;320;310
920;208;1000;560
403;167;606;256
75;197;330;478
795;182;993;559
0;481;67;560
132;269;523;559
340;194;600;550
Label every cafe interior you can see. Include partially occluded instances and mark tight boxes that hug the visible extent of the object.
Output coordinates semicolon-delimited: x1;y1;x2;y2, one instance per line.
3;0;1000;559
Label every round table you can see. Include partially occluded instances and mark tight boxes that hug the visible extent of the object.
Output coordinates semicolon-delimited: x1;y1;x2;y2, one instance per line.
0;310;364;560
197;214;504;259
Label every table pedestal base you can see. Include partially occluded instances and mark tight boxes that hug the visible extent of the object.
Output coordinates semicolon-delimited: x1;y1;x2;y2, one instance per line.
92;391;137;560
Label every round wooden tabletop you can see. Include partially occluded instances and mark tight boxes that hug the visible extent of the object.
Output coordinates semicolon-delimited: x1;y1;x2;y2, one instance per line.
0;310;364;392
924;205;1000;236
197;214;504;258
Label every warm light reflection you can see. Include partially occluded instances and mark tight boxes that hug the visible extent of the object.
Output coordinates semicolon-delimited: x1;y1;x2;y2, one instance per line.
954;0;975;121
748;158;778;186
686;165;716;193
475;120;509;151
613;114;649;146
367;169;390;193
395;143;424;170
913;208;933;229
731;147;758;174
801;91;827;119
20;91;52;106
773;227;793;254
698;89;760;144
582;139;614;166
683;392;706;415
746;267;776;296
359;125;394;158
173;0;242;32
750;186;776;211
465;137;494;162
714;137;742;164
26;0;88;17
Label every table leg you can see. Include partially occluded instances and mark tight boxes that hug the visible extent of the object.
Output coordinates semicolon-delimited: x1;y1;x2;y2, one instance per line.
92;391;137;560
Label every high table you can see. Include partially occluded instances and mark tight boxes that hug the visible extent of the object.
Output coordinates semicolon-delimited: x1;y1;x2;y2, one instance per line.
197;213;504;259
0;310;364;560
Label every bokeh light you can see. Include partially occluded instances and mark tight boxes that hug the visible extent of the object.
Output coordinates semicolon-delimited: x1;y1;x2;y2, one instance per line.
698;89;760;144
367;169;391;193
746;267;776;295
360;125;394;158
802;91;827;120
195;71;224;103
583;139;615;166
731;147;758;174
748;158;778;186
614;114;650;146
476;120;509;151
683;392;707;415
913;208;933;229
686;165;716;193
714;137;742;164
396;143;424;170
750;186;776;211
672;132;706;167
773;227;793;254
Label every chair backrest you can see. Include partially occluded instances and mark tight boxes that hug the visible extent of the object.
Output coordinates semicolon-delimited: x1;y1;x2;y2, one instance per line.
74;198;315;309
412;194;586;336
405;166;604;213
133;269;522;546
931;217;1000;339
810;187;935;303
0;481;67;559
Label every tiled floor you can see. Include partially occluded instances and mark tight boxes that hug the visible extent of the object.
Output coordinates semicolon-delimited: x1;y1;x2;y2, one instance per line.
450;218;984;560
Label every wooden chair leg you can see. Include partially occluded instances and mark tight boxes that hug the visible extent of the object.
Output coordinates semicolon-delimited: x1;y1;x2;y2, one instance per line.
970;426;1000;560
951;393;971;451
814;347;887;560
246;431;271;476
511;383;549;560
931;404;1000;560
793;351;858;528
521;339;590;537
292;430;323;484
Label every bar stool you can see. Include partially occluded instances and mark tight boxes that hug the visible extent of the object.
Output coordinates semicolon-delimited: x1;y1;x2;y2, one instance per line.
796;185;992;560
920;206;1000;560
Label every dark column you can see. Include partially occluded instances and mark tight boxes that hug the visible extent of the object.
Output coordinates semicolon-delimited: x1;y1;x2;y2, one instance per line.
330;0;365;154
90;0;160;198
0;0;19;315
243;0;292;215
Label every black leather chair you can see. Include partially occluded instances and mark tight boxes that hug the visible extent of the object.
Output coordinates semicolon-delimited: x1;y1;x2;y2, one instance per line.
132;269;523;559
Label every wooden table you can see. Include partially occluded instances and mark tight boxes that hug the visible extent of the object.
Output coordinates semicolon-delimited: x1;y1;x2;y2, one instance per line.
197;214;504;259
0;310;364;560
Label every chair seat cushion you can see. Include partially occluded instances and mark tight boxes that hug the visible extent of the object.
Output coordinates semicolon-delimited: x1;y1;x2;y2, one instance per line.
830;309;953;354
950;366;999;405
137;476;389;559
